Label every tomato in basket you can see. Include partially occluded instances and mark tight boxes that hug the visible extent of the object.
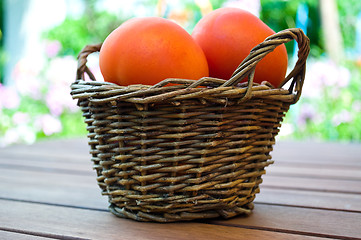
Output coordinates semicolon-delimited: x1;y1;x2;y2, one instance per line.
99;17;209;86
192;7;288;87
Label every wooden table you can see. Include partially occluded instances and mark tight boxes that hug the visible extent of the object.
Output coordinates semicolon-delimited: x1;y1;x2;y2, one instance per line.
1;138;361;240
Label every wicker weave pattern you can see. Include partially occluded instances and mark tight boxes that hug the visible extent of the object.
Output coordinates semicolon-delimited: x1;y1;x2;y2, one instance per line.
71;28;309;222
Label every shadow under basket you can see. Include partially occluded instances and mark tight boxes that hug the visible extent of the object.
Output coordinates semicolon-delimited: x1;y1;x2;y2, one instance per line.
71;28;310;222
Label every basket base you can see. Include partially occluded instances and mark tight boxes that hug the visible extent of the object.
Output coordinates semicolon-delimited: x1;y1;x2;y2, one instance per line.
108;202;254;222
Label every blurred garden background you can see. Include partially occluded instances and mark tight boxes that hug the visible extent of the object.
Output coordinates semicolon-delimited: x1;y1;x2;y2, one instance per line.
0;0;361;147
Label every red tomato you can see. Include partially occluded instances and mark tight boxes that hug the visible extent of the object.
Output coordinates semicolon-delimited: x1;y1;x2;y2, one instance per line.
192;8;288;87
99;17;209;86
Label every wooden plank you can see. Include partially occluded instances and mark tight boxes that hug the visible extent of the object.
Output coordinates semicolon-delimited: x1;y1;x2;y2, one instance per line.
0;150;89;163
0;199;325;240
255;188;361;212
2;139;361;164
271;158;361;168
0;168;107;210
2;152;361;182
0;157;92;175
0;138;89;160
4;155;361;183
266;164;361;181
0;140;93;174
211;203;361;240
274;160;361;169
3;149;361;174
262;175;361;194
1;139;360;240
2;139;360;178
2;141;360;181
3;156;361;177
2;167;361;213
0;230;56;240
272;141;361;163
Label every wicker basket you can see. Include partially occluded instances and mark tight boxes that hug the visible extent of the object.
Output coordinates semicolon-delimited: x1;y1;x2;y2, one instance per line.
71;28;309;222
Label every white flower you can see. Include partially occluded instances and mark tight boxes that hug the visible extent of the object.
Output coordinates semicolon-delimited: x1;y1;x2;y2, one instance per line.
332;109;353;126
278;123;295;137
45;56;77;85
36;114;63;136
222;0;261;17
303;58;351;98
12;112;30;125
12;58;44;99
0;125;36;147
0;84;21;110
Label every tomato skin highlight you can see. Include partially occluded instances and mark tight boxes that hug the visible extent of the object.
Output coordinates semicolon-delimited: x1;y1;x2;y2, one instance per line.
99;17;209;86
192;7;288;87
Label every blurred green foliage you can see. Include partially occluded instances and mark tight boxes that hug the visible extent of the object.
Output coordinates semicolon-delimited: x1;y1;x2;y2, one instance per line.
337;0;361;49
0;35;4;84
0;0;4;84
260;0;361;142
2;0;361;145
44;0;230;57
261;0;322;57
44;4;121;56
282;60;361;142
261;0;361;57
42;0;361;143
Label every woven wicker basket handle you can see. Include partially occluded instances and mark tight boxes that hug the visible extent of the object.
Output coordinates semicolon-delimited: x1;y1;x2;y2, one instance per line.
222;28;310;103
75;43;102;83
75;28;309;103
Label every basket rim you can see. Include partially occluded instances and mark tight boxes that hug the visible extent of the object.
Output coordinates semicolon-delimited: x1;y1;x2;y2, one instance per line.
71;80;297;105
72;28;310;105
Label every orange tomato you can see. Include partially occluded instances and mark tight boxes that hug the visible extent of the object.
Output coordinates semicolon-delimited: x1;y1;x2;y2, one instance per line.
99;17;209;86
192;8;288;88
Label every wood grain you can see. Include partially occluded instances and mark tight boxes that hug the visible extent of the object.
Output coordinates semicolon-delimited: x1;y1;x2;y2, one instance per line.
1;165;361;213
255;188;361;212
211;204;361;239
0;168;106;210
262;174;361;194
272;141;361;163
1;168;360;239
1;139;361;239
0;230;58;240
0;199;326;240
267;164;361;180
